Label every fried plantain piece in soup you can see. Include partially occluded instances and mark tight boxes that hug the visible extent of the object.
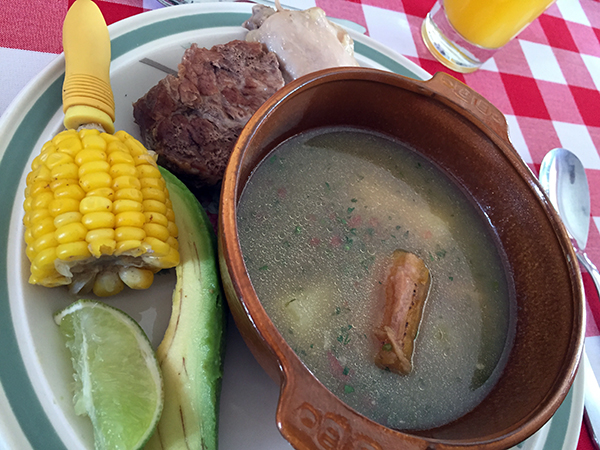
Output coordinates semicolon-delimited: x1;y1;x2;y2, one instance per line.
375;250;431;375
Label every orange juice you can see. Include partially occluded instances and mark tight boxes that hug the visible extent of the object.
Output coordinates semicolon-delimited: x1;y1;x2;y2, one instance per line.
444;0;555;49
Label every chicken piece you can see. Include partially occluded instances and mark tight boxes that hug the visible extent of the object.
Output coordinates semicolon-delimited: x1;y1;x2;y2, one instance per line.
374;250;431;375
243;2;359;83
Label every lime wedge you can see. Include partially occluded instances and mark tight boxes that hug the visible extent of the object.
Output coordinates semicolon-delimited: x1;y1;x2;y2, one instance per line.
54;299;163;450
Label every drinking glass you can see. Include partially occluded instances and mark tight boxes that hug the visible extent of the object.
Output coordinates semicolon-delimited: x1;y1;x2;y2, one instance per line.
421;0;556;73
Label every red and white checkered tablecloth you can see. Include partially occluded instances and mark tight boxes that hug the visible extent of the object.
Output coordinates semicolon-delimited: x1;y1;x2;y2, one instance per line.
1;0;600;448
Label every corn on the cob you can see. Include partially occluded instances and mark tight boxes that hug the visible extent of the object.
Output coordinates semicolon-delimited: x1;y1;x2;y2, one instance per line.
23;127;180;297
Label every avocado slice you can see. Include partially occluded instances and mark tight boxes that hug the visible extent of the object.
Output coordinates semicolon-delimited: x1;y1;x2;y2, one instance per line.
145;168;226;450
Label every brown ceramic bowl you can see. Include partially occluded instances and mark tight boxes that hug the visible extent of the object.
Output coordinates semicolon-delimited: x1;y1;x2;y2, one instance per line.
218;67;584;450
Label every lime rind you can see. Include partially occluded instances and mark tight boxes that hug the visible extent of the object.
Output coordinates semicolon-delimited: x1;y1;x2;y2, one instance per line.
55;299;164;450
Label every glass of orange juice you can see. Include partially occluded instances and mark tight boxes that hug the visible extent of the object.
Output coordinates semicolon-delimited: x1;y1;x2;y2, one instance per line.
422;0;555;73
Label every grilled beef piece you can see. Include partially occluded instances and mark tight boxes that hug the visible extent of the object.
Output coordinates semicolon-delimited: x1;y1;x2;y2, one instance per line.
133;40;285;190
374;250;431;375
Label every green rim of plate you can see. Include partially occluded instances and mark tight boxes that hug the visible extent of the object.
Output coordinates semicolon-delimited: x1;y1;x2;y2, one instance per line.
0;6;575;450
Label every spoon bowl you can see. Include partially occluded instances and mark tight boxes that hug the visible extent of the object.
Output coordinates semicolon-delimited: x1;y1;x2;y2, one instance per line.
539;148;590;251
539;148;600;290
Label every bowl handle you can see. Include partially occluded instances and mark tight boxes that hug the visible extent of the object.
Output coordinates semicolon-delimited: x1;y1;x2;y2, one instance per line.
275;353;426;450
424;72;510;144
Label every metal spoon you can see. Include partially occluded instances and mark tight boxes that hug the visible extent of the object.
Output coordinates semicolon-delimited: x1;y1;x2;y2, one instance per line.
539;147;600;450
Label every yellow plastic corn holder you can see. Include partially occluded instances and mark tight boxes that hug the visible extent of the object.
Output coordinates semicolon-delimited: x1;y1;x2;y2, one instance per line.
62;0;115;134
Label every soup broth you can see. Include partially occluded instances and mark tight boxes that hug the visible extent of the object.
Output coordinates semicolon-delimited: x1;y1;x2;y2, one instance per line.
237;127;515;430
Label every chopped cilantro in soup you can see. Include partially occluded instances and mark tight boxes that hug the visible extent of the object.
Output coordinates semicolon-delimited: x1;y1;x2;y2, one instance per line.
237;127;515;430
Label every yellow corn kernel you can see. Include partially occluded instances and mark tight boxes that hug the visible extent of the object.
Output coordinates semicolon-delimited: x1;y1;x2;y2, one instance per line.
30;233;58;258
27;168;42;185
119;267;154;290
26;209;52;227
26;185;46;203
154;247;180;268
114;188;143;202
81;134;107;151
106;140;129;155
112;175;141;191
167;220;178;238
53;129;78;143
79;128;100;138
100;132;118;143
29;180;51;198
31;247;58;277
75;148;107;166
133;154;157;167
108;151;135;166
115;211;145;228
115;240;144;256
51;162;79;181
110;163;137;179
32;191;54;210
143;223;170;242
144;211;168;227
80;196;112;214
137;164;162;179
37;141;56;159
55;222;88;244
32;217;55;240
50;178;79;192
54;184;85;201
87;228;116;257
144;236;170;256
166;236;179;251
45;152;74;170
113;199;143;215
115;226;146;242
122;134;146;156
144;200;168;216
26;245;36;262
56;241;91;261
48;198;80;217
23;197;32;213
31;166;53;184
86;187;114;200
141;187;166;203
54;136;83;156
23;213;32;228
24;228;35;245
86;228;115;242
54;211;83;229
39;140;55;154
140;177;165;190
82;211;115;230
166;208;176;223
80;172;112;192
93;271;124;297
79;160;110;178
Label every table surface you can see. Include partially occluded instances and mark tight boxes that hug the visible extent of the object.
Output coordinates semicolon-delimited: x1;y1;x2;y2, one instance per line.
1;0;599;449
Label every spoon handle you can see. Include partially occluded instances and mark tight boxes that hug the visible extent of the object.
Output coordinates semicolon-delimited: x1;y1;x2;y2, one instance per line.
584;350;600;450
577;251;600;300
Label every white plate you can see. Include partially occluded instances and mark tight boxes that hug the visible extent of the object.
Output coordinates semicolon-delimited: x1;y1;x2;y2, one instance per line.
0;3;582;449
